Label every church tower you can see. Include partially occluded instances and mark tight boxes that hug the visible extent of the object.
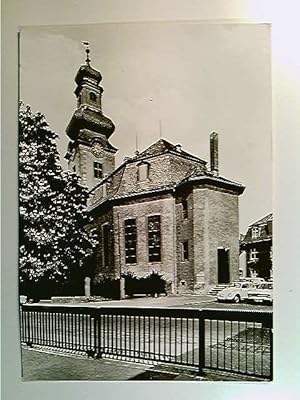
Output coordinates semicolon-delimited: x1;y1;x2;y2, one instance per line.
65;43;117;189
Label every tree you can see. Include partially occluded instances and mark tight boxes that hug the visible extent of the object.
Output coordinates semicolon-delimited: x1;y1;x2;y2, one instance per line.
19;103;97;298
250;250;272;280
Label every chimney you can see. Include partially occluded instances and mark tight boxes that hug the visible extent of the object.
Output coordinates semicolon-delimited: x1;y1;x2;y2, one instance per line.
210;132;219;176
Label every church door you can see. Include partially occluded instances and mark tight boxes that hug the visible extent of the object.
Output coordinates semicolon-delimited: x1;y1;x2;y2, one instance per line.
218;248;230;284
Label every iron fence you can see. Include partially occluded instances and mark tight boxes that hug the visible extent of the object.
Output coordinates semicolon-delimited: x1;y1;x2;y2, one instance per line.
20;305;272;379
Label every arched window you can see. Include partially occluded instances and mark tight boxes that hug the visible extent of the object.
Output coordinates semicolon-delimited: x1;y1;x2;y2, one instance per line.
89;92;97;102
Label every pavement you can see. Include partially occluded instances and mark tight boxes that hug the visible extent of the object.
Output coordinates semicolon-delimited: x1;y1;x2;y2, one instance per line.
21;346;260;381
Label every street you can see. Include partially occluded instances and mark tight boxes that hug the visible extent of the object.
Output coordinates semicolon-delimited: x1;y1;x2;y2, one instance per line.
45;294;272;311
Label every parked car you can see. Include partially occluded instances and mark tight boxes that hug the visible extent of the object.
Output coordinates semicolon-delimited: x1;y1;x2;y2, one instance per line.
247;282;273;304
217;281;256;303
239;277;265;285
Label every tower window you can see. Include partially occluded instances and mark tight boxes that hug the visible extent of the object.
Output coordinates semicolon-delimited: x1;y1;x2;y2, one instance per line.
124;218;137;264
94;162;103;179
148;215;161;262
182;199;188;219
89;92;97;102
182;241;189;261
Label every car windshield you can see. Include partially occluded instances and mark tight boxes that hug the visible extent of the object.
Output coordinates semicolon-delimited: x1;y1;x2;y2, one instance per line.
229;282;242;288
257;283;273;290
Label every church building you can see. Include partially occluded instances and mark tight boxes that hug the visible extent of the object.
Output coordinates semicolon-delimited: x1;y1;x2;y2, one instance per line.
65;48;245;294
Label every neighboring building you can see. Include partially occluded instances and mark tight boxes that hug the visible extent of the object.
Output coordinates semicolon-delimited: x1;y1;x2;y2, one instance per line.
65;50;245;294
240;213;273;279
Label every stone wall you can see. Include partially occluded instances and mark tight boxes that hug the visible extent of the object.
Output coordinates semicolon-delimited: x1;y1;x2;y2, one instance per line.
112;195;177;293
69;139;115;190
193;186;240;290
175;190;194;293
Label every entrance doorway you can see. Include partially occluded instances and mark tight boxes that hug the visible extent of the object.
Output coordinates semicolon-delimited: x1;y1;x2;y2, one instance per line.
218;248;230;284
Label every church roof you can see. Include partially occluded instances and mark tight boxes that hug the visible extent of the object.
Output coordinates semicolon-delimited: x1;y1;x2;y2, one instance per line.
249;213;273;227
89;138;207;192
135;138;206;164
88;138;245;213
175;173;245;195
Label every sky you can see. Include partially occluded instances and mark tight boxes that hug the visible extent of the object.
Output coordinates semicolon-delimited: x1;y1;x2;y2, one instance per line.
20;22;272;233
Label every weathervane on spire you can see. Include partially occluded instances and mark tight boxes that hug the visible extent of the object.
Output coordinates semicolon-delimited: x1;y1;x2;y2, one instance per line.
82;41;91;65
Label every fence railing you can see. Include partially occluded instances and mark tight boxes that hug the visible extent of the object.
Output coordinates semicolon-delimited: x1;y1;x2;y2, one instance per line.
20;305;273;380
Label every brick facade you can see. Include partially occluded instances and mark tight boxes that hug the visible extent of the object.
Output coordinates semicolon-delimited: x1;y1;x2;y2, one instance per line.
112;195;177;292
68;139;116;189
192;188;240;288
89;180;242;294
175;191;194;293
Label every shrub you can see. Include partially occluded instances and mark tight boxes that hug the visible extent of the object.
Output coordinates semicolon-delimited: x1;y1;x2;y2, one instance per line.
145;271;166;296
92;277;120;299
122;271;166;297
122;271;139;297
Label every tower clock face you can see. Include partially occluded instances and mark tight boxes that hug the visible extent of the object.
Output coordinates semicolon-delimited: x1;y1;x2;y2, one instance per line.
91;142;105;157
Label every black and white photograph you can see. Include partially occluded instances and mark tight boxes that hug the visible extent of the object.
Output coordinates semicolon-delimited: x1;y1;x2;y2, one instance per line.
18;21;273;382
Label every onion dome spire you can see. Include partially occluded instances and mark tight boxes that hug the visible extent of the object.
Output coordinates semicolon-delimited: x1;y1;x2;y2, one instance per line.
66;42;115;142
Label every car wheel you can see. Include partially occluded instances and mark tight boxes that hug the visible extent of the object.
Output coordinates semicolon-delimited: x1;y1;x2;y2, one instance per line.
233;295;241;303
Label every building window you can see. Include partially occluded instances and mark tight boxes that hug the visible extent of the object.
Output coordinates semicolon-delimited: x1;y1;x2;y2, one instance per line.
270;246;273;261
124;218;137;264
102;223;110;268
182;241;189;261
89;92;97;102
249;248;259;262
148;215;161;262
251;226;260;239
137;162;149;181
94;162;103;179
182;199;188;219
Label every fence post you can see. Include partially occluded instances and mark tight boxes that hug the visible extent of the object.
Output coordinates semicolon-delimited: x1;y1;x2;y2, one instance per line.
198;311;205;375
93;310;102;359
23;306;33;347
